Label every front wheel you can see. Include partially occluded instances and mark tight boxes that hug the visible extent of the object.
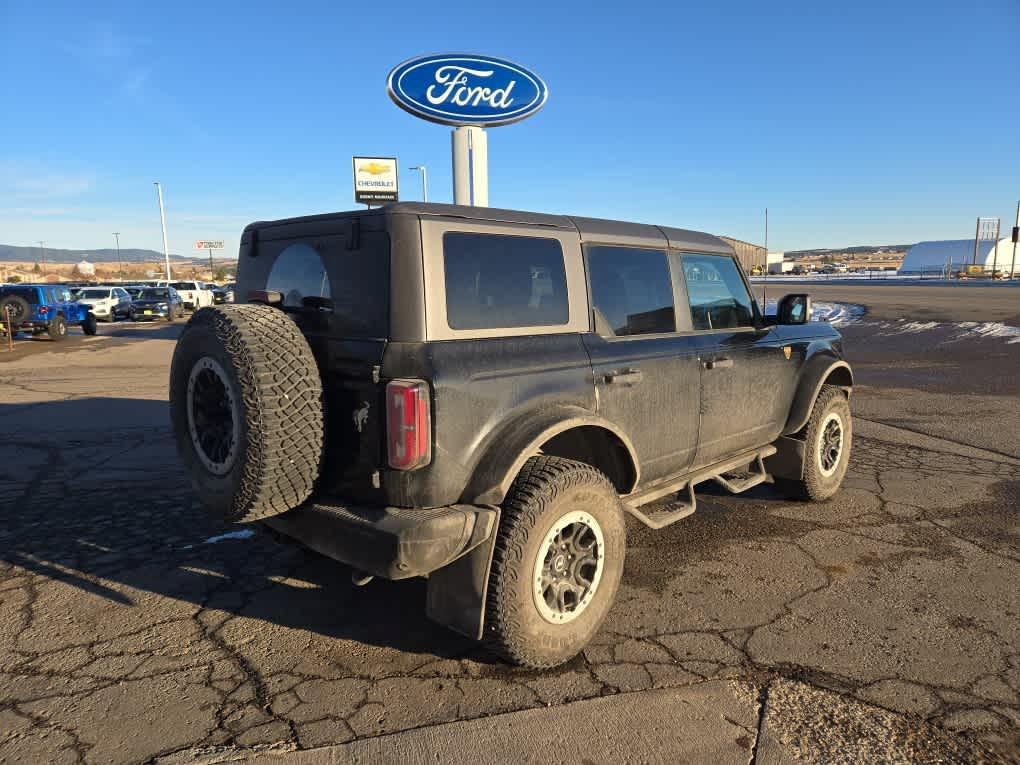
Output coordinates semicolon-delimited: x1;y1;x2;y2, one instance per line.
484;456;626;668
776;385;852;501
82;313;98;336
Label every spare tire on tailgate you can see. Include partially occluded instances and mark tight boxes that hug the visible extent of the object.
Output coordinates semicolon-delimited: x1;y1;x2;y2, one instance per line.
170;304;323;523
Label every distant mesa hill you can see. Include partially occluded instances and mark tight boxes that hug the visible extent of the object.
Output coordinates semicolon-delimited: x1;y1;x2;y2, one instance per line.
786;245;912;260
0;244;234;265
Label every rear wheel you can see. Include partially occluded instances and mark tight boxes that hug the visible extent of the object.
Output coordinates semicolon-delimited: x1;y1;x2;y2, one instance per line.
47;316;67;341
170;304;324;523
484;456;626;668
776;385;852;501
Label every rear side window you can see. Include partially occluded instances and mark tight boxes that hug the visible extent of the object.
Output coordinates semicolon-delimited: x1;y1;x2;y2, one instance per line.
443;233;568;330
682;254;755;330
586;246;675;337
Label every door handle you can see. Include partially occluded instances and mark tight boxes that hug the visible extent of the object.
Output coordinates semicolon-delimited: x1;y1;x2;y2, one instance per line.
604;368;643;385
703;357;734;370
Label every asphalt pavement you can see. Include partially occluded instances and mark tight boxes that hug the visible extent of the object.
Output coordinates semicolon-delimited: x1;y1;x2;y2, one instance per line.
1;293;1017;764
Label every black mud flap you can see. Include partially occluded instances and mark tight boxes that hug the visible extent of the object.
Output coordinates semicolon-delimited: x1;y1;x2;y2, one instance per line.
764;435;806;480
425;508;501;641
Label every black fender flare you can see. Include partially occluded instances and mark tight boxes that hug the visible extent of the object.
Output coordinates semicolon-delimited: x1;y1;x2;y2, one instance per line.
462;406;641;506
783;357;853;436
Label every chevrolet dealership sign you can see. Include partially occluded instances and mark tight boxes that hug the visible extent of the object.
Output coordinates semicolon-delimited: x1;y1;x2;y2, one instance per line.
352;156;399;205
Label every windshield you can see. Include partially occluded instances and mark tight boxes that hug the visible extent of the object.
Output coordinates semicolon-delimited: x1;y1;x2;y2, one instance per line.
171;282;195;290
78;289;111;299
138;289;170;300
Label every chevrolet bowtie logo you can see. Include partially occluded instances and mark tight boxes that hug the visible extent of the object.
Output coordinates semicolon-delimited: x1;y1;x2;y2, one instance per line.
358;163;390;175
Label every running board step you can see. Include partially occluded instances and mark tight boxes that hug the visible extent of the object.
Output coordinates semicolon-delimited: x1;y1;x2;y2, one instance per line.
622;446;777;530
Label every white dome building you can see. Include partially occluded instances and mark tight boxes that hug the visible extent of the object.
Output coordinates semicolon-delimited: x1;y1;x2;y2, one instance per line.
900;239;1017;276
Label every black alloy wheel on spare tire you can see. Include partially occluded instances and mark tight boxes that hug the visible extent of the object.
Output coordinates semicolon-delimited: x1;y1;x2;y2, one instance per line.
47;315;67;341
0;295;30;326
169;304;324;523
484;456;627;669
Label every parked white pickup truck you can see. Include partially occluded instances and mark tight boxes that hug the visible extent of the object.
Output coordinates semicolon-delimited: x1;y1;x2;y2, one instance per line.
170;281;214;310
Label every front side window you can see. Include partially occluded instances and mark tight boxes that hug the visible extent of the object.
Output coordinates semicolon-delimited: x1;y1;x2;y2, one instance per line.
443;232;568;330
266;243;332;310
681;254;755;330
586;246;675;337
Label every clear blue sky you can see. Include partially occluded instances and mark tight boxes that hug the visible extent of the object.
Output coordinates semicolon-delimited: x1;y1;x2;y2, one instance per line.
1;0;1017;256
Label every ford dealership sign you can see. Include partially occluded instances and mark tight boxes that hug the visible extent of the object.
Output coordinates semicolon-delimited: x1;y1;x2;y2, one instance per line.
387;54;548;127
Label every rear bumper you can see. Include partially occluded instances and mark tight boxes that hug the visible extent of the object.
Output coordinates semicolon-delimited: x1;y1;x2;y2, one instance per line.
262;501;498;580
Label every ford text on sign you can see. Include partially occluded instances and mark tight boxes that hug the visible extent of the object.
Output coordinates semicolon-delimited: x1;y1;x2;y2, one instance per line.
353;157;399;204
387;54;548;127
195;241;224;249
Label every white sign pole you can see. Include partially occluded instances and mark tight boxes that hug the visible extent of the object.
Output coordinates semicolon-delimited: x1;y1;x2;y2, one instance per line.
154;182;172;282
452;126;488;206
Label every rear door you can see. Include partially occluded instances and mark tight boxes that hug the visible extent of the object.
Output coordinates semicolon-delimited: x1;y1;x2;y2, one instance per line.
582;245;701;486
679;253;800;466
247;218;392;502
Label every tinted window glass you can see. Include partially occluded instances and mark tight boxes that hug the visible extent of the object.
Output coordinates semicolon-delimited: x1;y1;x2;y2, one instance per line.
586;246;675;337
139;289;170;300
682;254;755;330
267;243;332;310
171;282;196;290
79;289;109;299
443;233;568;330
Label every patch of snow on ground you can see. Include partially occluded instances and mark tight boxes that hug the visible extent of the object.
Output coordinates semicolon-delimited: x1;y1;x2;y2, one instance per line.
958;322;1020;344
762;299;865;325
182;529;256;549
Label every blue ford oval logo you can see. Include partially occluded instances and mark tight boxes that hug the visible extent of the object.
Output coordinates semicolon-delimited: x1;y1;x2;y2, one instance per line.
387;54;548;127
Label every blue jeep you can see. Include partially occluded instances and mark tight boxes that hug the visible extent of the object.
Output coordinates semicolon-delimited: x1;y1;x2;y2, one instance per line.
0;284;98;340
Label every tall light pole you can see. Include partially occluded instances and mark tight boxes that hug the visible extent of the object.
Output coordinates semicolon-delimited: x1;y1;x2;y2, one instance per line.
408;165;428;202
112;232;122;280
153;182;172;282
38;241;46;274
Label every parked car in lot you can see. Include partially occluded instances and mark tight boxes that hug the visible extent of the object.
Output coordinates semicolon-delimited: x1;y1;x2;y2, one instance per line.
170;281;215;310
212;283;235;304
170;203;853;669
75;286;133;321
0;284;97;339
129;287;185;321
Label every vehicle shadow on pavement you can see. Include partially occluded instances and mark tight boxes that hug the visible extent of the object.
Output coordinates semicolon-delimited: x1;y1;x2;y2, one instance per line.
1;395;493;663
100;323;185;341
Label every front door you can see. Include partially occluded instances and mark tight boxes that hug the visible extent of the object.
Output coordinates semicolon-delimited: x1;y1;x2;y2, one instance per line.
582;245;700;487
679;253;799;466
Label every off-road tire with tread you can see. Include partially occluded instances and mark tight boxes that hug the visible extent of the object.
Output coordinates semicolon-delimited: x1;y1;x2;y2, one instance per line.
484;456;626;668
775;385;851;501
0;295;31;326
82;313;98;335
47;315;67;340
170;304;324;523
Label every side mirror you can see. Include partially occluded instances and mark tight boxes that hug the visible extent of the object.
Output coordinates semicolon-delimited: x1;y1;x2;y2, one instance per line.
777;294;811;325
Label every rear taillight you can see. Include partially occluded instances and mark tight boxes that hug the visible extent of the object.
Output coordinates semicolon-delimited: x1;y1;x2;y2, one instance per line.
386;379;431;470
38;306;49;316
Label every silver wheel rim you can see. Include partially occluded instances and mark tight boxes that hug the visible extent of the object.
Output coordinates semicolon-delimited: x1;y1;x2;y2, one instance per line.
817;412;844;477
186;356;239;475
533;510;605;625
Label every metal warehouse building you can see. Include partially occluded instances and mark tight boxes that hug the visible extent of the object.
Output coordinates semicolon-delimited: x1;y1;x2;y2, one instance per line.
719;236;766;272
900;239;1017;276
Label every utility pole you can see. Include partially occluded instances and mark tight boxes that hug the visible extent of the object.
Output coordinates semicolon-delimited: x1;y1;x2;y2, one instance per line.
38;241;46;273
154;182;172;282
1010;200;1019;280
112;232;122;279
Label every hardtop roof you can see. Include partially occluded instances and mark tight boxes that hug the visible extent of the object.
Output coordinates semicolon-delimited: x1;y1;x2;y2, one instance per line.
242;202;734;255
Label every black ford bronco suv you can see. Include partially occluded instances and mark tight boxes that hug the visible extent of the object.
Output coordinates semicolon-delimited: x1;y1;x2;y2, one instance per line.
170;203;852;668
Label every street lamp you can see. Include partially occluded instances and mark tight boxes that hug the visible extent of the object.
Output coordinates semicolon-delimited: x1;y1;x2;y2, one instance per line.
153;182;172;282
112;232;122;280
408;165;428;202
